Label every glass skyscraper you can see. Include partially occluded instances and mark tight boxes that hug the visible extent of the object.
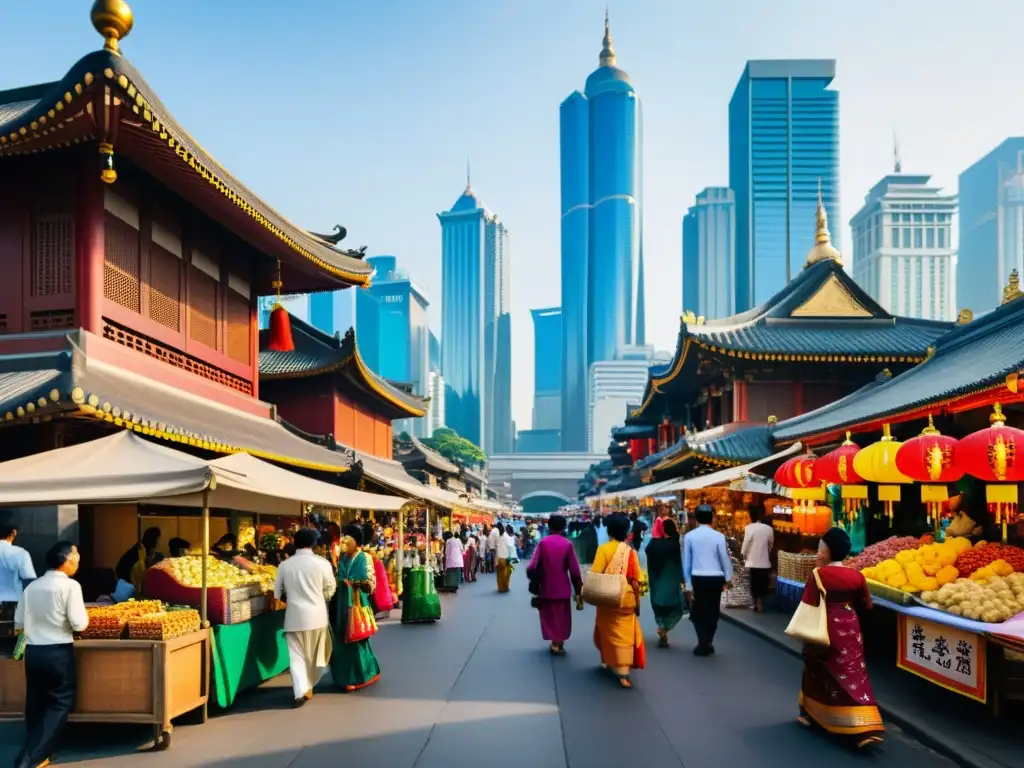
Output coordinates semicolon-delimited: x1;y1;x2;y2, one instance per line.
560;12;644;452
438;179;513;453
682;187;736;320
958;138;1024;313
729;60;839;311
530;307;562;430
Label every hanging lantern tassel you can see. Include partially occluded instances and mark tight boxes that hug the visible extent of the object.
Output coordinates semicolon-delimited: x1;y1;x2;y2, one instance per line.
266;259;295;353
921;485;949;537
986;485;1019;544
878;485;902;528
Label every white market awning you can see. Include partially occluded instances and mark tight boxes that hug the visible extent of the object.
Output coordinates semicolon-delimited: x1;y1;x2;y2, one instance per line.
658;442;803;494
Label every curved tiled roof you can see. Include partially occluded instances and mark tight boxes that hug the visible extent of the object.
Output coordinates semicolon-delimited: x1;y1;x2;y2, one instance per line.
259;315;427;419
0;50;372;288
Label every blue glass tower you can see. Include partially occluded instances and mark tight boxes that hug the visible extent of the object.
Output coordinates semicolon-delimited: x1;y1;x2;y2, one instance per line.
438;178;512;453
682;187;736;320
729;60;839;312
560;12;644;451
530;307;562;430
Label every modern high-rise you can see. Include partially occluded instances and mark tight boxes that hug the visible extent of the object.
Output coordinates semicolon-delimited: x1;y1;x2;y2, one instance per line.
729;60;840;312
438;178;513;453
258;290;356;336
427;371;445;435
682;187;736;320
560;11;645;452
359;255;432;437
851;171;957;321
531;307;562;430
587;345;669;453
958;138;1024;313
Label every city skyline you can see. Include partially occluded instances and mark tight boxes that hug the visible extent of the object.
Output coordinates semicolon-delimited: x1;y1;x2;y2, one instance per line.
8;1;1024;433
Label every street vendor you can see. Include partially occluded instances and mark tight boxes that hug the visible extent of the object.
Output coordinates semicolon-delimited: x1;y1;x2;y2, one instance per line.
114;526;161;597
0;524;36;643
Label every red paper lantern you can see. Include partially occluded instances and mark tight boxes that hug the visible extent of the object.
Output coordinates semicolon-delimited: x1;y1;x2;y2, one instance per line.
959;403;1024;483
267;303;295;352
774;456;816;488
895;415;964;483
815;431;863;485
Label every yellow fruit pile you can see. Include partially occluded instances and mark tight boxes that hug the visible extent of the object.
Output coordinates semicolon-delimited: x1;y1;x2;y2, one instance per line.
861;537;971;593
81;600;164;639
155;556;260;589
127;609;201;641
969;559;1014;583
248;564;278;593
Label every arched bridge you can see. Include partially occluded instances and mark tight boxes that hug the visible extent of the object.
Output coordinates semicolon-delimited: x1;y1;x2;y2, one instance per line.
486;453;605;513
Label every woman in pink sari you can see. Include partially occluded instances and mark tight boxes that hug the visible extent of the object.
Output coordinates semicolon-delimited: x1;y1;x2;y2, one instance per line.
798;527;884;749
527;515;583;655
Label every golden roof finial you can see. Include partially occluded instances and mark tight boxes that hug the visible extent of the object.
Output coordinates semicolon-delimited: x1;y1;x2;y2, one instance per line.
991;402;1006;426
804;177;843;269
921;414;940;436
957;308;974;325
599;7;616;67
91;0;134;55
1002;269;1023;305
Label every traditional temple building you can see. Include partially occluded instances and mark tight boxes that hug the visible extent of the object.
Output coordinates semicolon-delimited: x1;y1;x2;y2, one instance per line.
394;435;460;488
608;195;954;487
259;317;427;460
0;4;377;478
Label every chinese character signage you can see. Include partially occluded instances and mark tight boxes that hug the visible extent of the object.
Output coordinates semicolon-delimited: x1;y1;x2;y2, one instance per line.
897;615;987;703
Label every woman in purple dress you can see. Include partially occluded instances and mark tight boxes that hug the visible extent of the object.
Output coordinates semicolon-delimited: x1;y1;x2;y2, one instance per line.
527;515;584;655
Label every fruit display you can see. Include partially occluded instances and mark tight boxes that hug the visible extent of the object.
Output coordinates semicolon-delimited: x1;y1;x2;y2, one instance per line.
921;573;1024;623
845;536;923;571
860;538;971;593
248;563;278;593
151;556;261;589
955;542;1024;578
81;600;164;639
127;609;201;641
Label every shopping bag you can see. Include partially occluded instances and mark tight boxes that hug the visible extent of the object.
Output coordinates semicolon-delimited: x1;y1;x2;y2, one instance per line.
784;568;830;647
345;588;379;643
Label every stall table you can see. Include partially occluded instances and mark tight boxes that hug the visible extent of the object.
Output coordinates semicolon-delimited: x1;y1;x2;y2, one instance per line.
210;610;289;709
0;630;209;750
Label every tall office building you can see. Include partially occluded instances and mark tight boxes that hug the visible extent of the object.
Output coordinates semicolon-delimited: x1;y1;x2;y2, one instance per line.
587;345;668;453
258;290;356;336
560;11;645;451
427;371;445;435
851;169;957;321
358;255;432;437
438;176;513;453
682;187;736;320
958;138;1024;313
729;60;840;312
531;307;562;430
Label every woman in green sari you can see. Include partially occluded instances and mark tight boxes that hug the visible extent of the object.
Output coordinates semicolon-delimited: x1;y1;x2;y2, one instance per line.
644;518;686;648
331;525;381;692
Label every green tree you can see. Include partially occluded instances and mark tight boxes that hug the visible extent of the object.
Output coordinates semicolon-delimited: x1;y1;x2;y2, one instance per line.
398;431;412;442
422;427;486;468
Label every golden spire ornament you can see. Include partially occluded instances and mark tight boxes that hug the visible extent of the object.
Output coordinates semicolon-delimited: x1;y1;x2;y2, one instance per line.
804;178;843;269
91;0;134;55
599;7;616;67
1002;269;1023;305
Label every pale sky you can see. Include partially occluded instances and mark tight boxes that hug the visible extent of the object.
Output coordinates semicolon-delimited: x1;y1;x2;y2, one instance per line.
4;0;1023;434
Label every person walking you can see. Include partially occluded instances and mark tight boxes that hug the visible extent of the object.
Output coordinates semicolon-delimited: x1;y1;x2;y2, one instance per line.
741;505;774;613
330;525;381;692
797;528;884;749
629;512;648;552
462;534;478;583
486;524;500;574
442;532;464;593
526;515;583;655
645;518;686;648
590;515;646;688
0;524;36;644
274;527;336;707
495;524;515;593
683;504;732;657
14;541;88;768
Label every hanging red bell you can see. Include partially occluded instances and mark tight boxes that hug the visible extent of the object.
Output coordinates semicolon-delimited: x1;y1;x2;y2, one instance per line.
267;302;295;352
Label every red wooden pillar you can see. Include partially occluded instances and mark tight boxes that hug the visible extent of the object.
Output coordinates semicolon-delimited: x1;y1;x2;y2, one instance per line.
76;152;104;334
793;380;805;416
733;380;749;422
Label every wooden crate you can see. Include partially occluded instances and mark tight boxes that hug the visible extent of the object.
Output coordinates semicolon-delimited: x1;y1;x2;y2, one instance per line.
0;629;209;750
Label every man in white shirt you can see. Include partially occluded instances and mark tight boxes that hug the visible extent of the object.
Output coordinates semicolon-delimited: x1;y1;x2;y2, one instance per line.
14;541;88;768
486;525;500;574
741;506;775;614
0;525;37;636
274;527;337;707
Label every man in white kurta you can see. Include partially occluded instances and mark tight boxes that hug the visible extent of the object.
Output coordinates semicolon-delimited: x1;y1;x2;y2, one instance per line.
274;528;337;705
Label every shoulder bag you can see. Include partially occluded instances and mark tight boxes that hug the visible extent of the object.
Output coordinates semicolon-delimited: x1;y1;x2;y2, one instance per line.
784;568;830;647
581;542;629;608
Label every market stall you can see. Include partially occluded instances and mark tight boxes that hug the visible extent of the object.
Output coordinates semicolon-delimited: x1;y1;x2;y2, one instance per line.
0;431;409;744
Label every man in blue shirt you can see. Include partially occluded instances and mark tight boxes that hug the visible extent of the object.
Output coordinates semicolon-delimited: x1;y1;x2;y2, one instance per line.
683;504;733;656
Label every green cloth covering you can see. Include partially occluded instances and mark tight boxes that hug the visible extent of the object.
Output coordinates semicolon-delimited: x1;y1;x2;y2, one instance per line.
402;567;441;623
331;550;380;691
210;610;289;709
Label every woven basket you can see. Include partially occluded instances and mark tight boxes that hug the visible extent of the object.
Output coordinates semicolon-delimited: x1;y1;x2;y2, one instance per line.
778;552;817;583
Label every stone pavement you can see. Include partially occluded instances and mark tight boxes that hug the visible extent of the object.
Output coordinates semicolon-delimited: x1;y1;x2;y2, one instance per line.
0;564;958;768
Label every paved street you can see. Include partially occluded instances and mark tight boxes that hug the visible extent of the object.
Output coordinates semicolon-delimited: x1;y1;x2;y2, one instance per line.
0;564;956;768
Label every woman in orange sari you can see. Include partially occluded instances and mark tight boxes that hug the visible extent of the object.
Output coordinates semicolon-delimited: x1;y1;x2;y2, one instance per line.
591;514;646;688
798;527;884;749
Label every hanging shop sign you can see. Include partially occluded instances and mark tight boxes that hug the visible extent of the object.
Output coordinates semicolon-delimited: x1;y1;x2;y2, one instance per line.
896;614;986;703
